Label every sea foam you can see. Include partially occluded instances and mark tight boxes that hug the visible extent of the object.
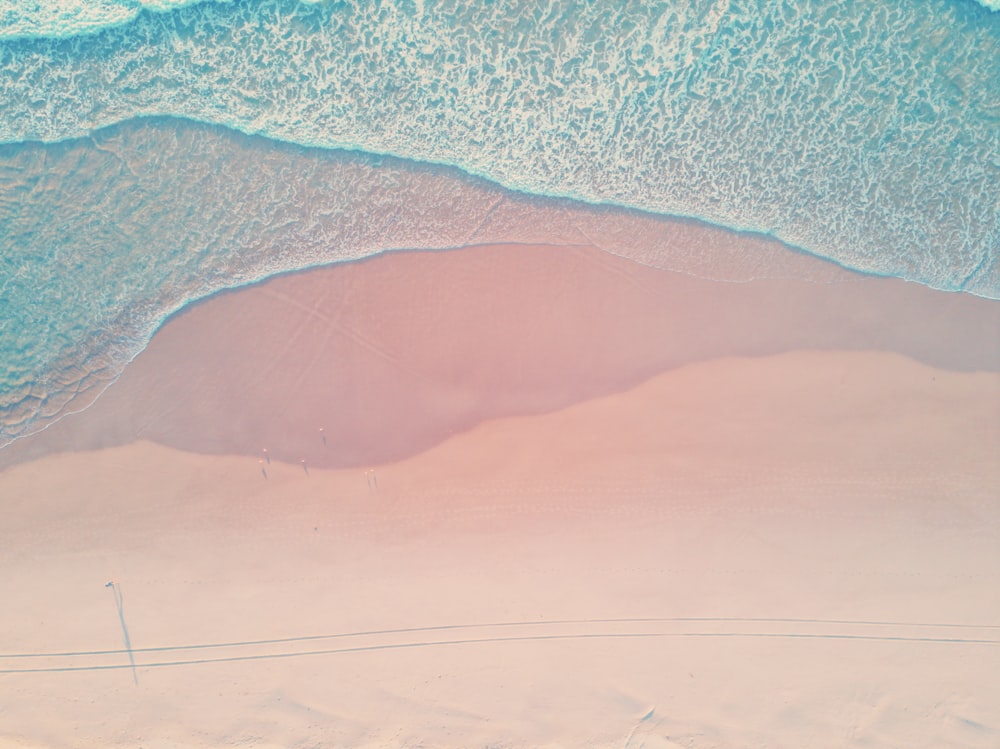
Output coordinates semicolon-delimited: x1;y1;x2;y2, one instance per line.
0;0;227;41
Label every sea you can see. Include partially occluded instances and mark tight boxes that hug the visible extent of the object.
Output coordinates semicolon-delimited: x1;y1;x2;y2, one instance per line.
0;0;997;449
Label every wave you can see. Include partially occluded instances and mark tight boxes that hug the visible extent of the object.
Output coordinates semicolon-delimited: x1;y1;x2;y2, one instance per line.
0;0;996;297
0;0;228;41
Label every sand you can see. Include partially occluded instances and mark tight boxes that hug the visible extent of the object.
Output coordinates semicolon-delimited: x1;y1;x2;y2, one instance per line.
0;243;998;748
1;242;997;472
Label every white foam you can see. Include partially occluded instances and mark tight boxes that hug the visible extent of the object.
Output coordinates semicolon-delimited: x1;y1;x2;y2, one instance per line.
0;0;230;40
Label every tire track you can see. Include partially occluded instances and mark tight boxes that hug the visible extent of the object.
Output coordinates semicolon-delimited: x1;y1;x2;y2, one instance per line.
2;616;996;675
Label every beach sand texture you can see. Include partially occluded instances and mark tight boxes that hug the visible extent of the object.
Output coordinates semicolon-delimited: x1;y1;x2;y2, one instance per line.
1;243;998;748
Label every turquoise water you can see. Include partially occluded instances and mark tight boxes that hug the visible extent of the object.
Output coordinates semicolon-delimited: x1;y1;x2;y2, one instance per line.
1;0;997;41
0;0;998;447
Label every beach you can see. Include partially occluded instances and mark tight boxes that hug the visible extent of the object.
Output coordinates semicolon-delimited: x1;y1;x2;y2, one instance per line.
1;242;998;748
2;0;998;745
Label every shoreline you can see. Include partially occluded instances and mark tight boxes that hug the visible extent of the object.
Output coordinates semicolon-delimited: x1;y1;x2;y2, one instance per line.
1;241;997;473
4;115;998;451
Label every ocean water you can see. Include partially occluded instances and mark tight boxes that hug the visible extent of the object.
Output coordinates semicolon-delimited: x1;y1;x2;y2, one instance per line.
0;0;997;448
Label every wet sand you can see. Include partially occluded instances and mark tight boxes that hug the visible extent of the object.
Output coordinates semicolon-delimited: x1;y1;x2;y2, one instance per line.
0;243;998;748
1;242;997;472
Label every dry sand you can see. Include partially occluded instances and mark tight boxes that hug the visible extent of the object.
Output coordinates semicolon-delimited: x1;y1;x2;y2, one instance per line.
0;243;998;748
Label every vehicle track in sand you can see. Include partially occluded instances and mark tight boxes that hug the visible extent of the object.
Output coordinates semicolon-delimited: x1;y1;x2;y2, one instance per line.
2;616;997;675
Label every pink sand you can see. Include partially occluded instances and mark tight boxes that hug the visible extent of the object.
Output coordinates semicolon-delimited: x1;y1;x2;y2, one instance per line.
0;243;998;748
1;242;996;471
